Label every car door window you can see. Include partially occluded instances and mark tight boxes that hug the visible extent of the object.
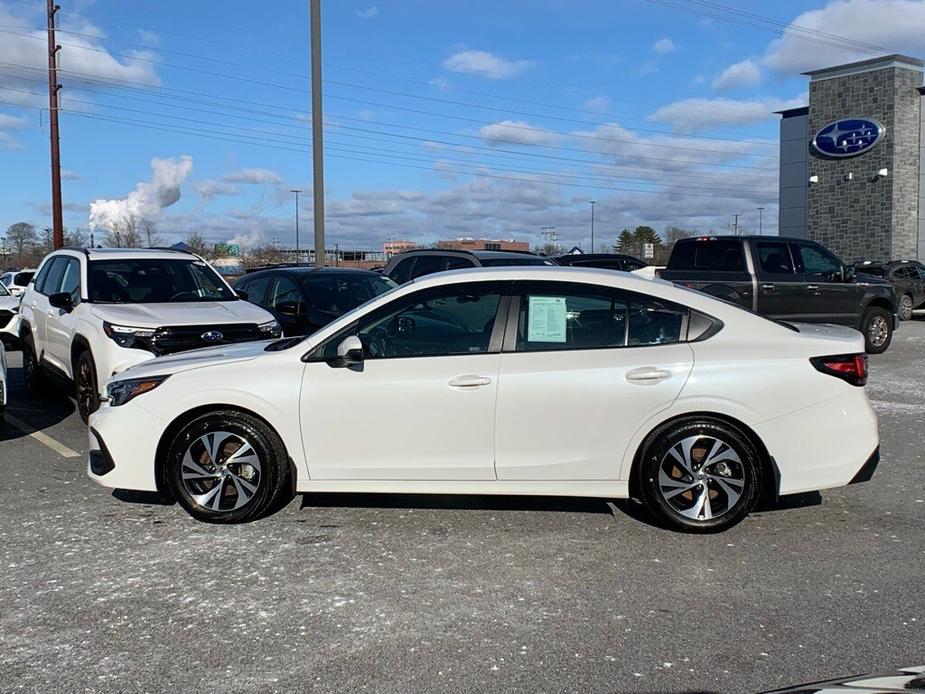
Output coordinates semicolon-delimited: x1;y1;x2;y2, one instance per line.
756;242;796;276
344;284;503;359
408;255;450;280
388;258;416;284
242;276;270;306
270;277;303;316
445;256;473;271
40;258;69;296
31;262;53;293
59;259;81;304
795;244;841;281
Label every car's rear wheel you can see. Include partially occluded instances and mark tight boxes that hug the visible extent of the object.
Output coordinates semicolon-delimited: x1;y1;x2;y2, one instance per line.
861;306;892;354
21;336;45;394
898;294;913;321
638;418;760;533
75;350;100;424
166;411;290;523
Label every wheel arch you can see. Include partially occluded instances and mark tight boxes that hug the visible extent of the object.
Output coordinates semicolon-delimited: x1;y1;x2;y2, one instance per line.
862;295;894;318
627;410;779;507
153;403;296;498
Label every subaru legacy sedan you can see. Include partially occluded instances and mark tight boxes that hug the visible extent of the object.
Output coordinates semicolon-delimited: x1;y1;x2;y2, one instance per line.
87;267;879;532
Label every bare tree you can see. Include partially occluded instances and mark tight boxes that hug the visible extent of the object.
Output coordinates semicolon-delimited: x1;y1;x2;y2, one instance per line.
105;215;143;248
183;232;214;259
5;222;37;266
140;219;163;247
242;244;284;268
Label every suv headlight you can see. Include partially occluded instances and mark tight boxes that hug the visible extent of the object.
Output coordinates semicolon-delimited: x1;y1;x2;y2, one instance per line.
259;319;282;338
103;322;156;351
106;375;169;407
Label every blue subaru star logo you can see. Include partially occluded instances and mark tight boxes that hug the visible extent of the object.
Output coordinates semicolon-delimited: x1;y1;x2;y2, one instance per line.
201;330;224;343
811;117;884;158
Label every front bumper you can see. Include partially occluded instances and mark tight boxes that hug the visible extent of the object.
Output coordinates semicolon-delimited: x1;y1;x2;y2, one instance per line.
87;401;166;492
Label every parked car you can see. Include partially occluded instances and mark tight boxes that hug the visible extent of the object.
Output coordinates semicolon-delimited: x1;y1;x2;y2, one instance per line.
660;235;898;354
763;665;925;692
0;269;36;297
852;259;925;321
89;266;878;532
0;340;6;433
553;252;648;272
18;247;280;423
234;265;397;337
382;249;556;284
0;280;20;350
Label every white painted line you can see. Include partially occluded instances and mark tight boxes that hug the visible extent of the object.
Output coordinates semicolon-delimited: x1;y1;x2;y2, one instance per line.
5;414;81;459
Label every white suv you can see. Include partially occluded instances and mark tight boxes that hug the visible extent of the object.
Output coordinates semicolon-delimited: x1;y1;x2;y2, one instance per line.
1;269;36;297
0;280;20;349
19;247;280;422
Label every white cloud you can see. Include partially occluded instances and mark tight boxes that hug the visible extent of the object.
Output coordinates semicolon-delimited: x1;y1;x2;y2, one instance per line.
442;50;534;79
223;168;283;185
638;61;659;75
137;29;159;46
652;37;676;54
478;120;559;147
89;155;194;229
713;58;761;91
582;96;611;113
356;6;379;19
763;0;925;74
195;180;239;202
0;112;25;150
648;94;807;130
61;168;81;180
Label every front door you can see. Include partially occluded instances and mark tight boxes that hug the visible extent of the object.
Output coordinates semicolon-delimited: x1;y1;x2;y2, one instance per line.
791;242;857;325
45;257;82;374
300;281;508;480
494;281;693;481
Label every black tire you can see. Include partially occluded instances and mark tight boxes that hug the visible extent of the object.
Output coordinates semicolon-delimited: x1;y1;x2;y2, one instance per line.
75;350;101;424
21;336;46;394
166;410;291;523
637;417;761;533
861;306;892;354
898;294;914;321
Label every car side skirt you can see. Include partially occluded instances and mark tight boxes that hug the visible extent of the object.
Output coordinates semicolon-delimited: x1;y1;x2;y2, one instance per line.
295;479;630;498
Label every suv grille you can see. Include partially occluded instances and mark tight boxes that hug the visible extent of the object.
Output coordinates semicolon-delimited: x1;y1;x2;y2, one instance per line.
0;309;14;330
152;323;263;355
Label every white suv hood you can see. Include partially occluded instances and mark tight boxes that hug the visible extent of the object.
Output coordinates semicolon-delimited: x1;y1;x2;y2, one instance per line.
90;299;273;328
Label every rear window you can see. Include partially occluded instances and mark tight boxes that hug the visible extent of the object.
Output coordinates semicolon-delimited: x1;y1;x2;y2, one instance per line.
14;271;34;286
669;240;744;271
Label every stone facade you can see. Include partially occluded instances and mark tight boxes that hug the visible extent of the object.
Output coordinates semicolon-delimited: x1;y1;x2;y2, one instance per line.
805;56;923;262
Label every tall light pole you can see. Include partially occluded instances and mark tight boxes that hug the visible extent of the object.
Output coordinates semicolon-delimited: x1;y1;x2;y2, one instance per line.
310;0;326;268
757;207;765;235
290;188;302;262
588;200;596;252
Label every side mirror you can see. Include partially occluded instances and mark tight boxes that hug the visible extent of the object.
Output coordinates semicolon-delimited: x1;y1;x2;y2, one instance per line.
48;292;73;312
276;301;302;317
844;266;856;282
235;289;249;301
330;335;364;367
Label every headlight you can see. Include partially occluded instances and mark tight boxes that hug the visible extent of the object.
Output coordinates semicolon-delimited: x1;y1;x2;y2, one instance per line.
259;320;282;338
106;375;169;407
103;321;156;351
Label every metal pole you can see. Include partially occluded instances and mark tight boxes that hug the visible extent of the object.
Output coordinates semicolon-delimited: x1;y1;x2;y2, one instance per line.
589;200;596;252
757;207;765;235
46;0;63;250
733;214;740;236
290;188;302;263
310;0;325;268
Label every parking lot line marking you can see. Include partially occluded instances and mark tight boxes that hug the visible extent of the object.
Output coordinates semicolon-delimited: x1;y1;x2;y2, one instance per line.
5;415;81;459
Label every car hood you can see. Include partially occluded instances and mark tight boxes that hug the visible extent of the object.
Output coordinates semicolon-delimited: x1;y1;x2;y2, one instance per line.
90;300;273;328
854;272;891;286
111;339;276;382
762;664;925;692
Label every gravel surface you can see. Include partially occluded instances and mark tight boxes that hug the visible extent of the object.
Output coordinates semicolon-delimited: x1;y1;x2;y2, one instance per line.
1;320;923;693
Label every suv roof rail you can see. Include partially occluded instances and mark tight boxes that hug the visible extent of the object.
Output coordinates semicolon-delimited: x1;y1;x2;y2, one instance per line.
244;263;316;273
60;246;91;257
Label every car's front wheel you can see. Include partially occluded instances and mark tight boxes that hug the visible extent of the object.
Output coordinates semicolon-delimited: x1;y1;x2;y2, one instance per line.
638;418;761;533
75;350;101;424
166;410;291;523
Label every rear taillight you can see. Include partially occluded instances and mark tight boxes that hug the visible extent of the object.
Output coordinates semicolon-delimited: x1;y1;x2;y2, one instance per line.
810;353;868;386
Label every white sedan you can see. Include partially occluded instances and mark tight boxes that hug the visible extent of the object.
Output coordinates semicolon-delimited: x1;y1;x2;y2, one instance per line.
87;267;879;532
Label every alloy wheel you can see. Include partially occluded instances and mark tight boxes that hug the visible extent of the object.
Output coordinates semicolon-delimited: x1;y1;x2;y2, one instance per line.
657;435;746;521
900;295;913;321
76;360;95;420
868;315;888;348
181;431;263;512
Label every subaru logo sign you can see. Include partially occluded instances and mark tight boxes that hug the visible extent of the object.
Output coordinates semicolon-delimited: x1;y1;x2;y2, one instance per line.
811;117;884;158
201;330;224;343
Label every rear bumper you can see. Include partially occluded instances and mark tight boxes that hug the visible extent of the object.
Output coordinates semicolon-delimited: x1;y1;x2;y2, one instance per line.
849;446;880;484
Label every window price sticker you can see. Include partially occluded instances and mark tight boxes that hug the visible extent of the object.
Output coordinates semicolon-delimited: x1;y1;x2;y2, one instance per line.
527;296;567;342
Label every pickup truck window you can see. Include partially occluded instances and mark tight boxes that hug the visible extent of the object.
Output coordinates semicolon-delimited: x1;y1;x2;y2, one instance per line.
670;240;743;271
794;244;841;280
756;242;796;275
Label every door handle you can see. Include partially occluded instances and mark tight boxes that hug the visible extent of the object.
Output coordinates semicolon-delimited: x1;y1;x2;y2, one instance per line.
625;367;672;384
806;284;819;291
761;283;775;291
448;374;492;388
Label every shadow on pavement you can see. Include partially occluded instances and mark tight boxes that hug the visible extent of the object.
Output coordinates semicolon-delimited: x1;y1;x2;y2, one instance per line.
111;489;175;506
0;361;77;443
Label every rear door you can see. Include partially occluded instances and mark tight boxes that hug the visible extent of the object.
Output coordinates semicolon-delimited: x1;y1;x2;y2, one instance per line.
494;280;693;481
791;242;856;325
752;240;807;320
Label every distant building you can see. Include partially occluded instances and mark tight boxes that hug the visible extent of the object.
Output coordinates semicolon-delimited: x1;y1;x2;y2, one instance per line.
383;240;418;256
436;238;530;252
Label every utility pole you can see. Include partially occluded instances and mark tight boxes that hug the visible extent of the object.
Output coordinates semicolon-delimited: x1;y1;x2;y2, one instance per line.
588;200;596;252
757;207;765;235
46;0;63;250
732;214;740;236
290;188;302;262
309;0;325;268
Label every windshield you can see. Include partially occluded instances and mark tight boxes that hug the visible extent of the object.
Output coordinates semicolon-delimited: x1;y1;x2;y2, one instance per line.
479;256;555;267
88;259;236;304
302;273;397;313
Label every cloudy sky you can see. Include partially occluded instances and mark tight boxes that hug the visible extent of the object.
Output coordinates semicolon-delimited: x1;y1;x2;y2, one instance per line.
1;0;924;251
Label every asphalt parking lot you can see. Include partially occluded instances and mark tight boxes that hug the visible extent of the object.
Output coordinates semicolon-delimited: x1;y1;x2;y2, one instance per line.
1;322;923;694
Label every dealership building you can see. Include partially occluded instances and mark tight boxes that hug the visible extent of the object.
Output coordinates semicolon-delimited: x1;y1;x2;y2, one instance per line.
777;54;925;262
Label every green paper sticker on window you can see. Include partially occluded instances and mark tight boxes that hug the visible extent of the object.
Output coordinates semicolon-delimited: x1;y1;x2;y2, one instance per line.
527;296;567;342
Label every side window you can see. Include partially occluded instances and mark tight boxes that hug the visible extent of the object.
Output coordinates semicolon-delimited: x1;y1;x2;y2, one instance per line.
59;259;81;304
270;277;303;315
408;255;449;280
15;271;35;287
671;241;743;271
794;244;841;280
32;261;53;294
243;277;270;306
445;256;473;271
388;258;415;284
351;284;503;359
755;242;795;276
628;297;687;346
516;284;629;352
40;257;69;296
623;259;647;271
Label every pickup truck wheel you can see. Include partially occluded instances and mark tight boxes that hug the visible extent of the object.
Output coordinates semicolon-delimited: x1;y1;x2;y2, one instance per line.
21;337;46;394
862;307;892;354
75;351;101;424
898;294;913;321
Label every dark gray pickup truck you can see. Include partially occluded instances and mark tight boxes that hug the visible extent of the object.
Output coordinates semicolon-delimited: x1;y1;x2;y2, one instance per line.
660;235;898;353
